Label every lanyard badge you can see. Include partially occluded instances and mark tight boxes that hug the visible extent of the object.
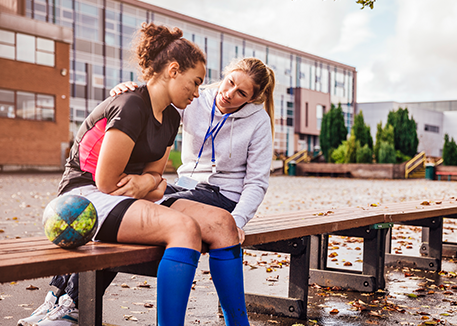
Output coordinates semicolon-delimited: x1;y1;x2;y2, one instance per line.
192;97;232;175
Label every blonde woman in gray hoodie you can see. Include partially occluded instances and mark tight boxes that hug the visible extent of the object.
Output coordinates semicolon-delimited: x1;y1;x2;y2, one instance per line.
111;57;275;325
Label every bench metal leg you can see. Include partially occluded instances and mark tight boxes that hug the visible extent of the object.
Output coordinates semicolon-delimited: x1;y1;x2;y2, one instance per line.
309;226;388;292
309;234;328;270
386;217;442;271
245;236;310;319
79;270;105;326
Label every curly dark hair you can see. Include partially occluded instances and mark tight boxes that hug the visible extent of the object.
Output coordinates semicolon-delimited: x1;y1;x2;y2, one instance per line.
134;22;206;81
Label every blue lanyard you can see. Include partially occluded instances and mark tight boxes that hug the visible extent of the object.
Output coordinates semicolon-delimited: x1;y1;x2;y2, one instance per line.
193;97;232;174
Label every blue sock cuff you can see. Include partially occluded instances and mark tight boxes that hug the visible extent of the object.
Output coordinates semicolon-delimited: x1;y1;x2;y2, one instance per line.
162;247;201;268
209;243;242;260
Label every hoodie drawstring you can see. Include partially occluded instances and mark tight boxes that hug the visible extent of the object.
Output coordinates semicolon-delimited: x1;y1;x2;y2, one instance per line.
229;117;234;158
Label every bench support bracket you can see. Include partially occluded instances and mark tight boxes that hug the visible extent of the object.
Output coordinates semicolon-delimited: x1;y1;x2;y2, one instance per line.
245;236;310;319
309;226;388;292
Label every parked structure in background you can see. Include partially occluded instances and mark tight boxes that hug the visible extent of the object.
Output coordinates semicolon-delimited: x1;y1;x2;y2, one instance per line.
0;0;356;170
0;10;72;171
357;100;457;158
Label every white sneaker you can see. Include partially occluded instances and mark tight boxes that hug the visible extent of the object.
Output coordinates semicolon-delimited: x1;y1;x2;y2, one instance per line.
17;291;58;326
35;294;78;326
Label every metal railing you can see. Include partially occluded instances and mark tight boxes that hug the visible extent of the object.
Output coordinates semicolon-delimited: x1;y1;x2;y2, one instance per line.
405;151;426;179
284;149;308;175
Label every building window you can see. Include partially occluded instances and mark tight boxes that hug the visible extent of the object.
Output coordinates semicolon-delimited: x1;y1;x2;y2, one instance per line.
0;88;55;121
316;104;324;130
0;89;15;118
424;124;439;133
0;29;55;67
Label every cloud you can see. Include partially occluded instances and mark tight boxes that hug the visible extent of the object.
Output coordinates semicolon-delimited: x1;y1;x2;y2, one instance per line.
358;0;457;102
330;10;374;53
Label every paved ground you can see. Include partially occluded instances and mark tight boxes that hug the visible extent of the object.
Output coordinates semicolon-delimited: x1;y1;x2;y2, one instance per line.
2;173;457;325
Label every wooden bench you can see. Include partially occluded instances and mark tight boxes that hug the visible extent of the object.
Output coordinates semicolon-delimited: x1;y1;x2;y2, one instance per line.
436;171;457;181
2;198;457;323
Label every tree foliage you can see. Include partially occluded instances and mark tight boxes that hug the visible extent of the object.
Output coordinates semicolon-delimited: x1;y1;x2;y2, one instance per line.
345;133;357;164
356;0;376;9
378;141;396;164
387;107;418;158
331;141;347;164
319;103;348;162
357;144;373;163
443;134;457;166
352;111;373;149
374;122;394;162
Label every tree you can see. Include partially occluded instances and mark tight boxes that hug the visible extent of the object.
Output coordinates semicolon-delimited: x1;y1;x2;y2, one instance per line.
374;122;396;163
357;144;373;163
319;103;348;162
352;111;373;149
357;0;376;9
331;141;347;164
345;133;357;164
443;134;457;166
387;107;418;158
378;142;396;164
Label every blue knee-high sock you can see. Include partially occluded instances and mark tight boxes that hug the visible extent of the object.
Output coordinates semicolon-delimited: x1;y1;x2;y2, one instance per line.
209;244;249;326
157;247;200;326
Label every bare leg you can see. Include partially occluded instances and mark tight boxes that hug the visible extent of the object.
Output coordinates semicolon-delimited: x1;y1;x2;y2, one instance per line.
116;200;202;325
116;199;202;250
169;199;249;325
168;199;239;250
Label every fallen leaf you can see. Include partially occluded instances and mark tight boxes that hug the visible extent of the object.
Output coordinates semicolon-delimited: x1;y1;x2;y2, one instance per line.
144;303;154;308
26;285;39;290
421;201;431;205
344;262;353;266
123;315;138;321
138;283;150;288
121;283;130;288
329;308;339;314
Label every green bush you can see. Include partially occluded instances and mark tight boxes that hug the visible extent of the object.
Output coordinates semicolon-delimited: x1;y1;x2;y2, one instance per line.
395;150;411;163
168;150;182;169
331;142;347;164
345;134;357;163
357;144;373;163
378;141;396;163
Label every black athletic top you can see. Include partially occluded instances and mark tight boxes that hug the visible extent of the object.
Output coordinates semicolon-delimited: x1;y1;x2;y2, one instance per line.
58;85;180;195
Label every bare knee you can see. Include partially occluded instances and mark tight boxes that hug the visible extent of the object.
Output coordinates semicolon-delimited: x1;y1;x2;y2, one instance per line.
165;213;202;250
203;210;239;248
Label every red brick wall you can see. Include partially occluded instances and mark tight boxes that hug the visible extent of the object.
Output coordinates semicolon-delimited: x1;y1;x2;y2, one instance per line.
0;41;70;168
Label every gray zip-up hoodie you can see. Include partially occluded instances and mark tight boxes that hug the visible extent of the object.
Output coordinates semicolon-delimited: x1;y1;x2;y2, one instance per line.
177;87;272;228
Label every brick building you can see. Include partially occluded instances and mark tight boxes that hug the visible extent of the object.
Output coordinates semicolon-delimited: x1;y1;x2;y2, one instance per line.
0;9;72;171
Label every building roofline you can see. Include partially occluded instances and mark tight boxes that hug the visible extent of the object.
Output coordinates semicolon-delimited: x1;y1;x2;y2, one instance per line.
122;0;356;71
0;12;73;43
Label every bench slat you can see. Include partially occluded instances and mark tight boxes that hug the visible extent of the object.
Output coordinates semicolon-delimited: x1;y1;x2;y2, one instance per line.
0;238;164;283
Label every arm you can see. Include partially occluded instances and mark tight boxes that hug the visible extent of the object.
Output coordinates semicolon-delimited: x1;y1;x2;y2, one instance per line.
231;118;273;229
95;128;161;199
140;146;172;201
108;146;172;201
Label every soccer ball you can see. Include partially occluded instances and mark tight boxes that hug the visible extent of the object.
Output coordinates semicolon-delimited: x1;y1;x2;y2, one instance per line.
42;195;98;249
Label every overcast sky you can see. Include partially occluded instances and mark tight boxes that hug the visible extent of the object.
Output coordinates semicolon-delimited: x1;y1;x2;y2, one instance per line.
141;0;457;103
